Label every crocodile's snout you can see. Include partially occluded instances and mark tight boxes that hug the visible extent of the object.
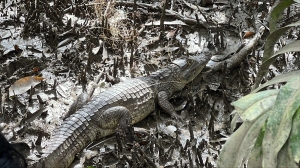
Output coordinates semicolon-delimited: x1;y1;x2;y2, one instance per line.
173;54;209;83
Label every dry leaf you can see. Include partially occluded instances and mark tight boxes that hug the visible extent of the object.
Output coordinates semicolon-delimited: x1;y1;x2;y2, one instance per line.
243;31;256;38
9;76;44;96
32;67;40;73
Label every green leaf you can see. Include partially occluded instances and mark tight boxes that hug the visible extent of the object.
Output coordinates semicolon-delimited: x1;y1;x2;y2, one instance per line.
231;90;279;115
247;124;266;167
252;70;300;93
261;40;300;73
263;20;300;63
277;141;298;168
269;0;295;33
240;94;277;122
253;20;300;90
271;40;300;56
217;112;269;168
289;107;300;163
262;78;300;167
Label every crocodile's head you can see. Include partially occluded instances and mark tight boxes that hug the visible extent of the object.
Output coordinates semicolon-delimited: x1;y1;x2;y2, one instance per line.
172;54;210;84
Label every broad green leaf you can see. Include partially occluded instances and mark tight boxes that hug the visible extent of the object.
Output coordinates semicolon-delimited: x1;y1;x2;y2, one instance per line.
277;141;298;168
289;107;300;163
262;78;300;167
217;112;269;168
240;95;277;121
253;20;300;90
269;0;295;33
252;70;300;93
231;90;279;114
247;124;266;167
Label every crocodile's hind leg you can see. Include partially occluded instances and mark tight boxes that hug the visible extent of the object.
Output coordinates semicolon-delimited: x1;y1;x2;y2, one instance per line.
158;91;183;121
96;106;135;141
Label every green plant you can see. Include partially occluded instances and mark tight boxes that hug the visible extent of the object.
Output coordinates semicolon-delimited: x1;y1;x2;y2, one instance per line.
218;73;300;167
253;0;300;89
217;0;300;167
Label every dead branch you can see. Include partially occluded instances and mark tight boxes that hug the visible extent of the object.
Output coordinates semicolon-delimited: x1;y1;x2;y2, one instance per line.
208;26;265;72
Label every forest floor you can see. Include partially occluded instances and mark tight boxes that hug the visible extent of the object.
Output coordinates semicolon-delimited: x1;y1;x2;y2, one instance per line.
0;0;299;167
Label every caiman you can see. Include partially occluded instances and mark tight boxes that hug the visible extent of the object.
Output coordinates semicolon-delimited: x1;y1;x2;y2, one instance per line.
35;53;210;168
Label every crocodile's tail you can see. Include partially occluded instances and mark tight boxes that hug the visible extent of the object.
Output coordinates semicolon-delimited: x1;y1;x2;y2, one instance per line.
42;109;98;168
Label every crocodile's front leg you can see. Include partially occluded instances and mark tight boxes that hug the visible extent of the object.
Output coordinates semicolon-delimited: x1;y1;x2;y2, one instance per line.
97;106;134;140
158;91;183;120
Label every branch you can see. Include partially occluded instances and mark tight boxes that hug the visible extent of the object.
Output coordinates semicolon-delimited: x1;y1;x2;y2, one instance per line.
208;26;265;72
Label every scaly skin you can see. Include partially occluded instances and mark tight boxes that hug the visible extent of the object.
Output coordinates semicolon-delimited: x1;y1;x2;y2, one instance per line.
37;53;210;168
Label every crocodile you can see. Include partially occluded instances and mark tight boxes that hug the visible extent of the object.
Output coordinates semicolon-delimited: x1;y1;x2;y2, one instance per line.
36;53;210;168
